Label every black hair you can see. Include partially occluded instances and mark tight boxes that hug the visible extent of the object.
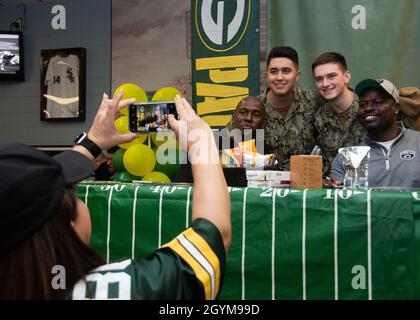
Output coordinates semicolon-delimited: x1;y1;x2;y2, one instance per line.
0;188;105;299
267;46;299;68
311;52;348;73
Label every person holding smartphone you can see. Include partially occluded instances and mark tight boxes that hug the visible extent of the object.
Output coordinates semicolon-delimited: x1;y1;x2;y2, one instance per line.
0;93;231;299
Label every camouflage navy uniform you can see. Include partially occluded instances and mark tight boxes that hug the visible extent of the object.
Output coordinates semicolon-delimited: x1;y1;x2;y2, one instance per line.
314;93;366;174
263;88;319;170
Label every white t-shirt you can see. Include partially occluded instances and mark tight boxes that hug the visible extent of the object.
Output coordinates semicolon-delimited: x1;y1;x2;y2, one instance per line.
375;137;398;151
44;54;79;118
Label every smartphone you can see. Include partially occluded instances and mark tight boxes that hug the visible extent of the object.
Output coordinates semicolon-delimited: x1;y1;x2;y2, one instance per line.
128;101;177;133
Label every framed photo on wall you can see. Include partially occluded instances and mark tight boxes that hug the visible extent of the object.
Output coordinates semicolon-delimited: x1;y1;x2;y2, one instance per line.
40;47;86;121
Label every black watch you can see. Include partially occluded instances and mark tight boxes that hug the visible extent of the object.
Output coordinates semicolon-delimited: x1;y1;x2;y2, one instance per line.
73;132;103;158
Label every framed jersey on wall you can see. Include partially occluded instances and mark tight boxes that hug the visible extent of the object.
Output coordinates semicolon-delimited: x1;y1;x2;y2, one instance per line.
40;47;86;121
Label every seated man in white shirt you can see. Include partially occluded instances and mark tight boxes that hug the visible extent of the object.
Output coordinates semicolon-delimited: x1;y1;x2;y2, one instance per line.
329;78;420;189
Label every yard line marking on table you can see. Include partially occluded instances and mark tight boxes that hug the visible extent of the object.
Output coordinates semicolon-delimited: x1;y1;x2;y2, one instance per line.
272;189;276;300
131;186;140;260
186;186;193;228
302;189;307;300
334;189;339;300
84;185;90;205
106;187;114;264
241;187;248;300
367;189;372;300
158;187;165;248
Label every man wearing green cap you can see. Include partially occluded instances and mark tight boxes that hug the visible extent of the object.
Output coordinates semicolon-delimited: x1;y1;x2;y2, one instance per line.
328;78;420;188
311;52;366;174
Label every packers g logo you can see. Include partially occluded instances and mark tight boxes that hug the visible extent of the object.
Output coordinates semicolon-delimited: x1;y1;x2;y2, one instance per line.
400;150;415;160
195;0;251;52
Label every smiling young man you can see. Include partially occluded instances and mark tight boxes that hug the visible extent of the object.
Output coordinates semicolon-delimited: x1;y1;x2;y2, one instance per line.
312;52;366;174
262;46;319;170
329;78;420;188
176;96;270;184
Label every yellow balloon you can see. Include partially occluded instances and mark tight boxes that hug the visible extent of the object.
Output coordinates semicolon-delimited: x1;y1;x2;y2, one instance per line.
114;116;147;149
123;144;156;176
152;87;182;101
113;83;148;115
151;131;180;149
142;171;171;183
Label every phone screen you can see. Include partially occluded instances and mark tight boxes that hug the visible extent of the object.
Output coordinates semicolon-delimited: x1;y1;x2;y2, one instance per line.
129;101;177;133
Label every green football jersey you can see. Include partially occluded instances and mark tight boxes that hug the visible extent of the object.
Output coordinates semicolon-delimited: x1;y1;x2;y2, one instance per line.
69;218;225;300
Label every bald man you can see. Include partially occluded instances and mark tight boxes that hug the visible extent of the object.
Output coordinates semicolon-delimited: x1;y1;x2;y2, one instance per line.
230;96;266;131
175;96;271;184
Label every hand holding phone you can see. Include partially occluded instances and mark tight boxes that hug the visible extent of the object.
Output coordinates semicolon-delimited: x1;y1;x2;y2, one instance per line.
129;101;177;133
167;96;218;163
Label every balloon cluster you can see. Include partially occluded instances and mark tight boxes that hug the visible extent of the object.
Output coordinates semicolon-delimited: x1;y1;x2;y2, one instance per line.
111;83;184;183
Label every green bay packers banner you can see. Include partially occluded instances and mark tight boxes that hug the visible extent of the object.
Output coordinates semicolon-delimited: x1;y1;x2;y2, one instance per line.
191;0;260;127
78;183;420;300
